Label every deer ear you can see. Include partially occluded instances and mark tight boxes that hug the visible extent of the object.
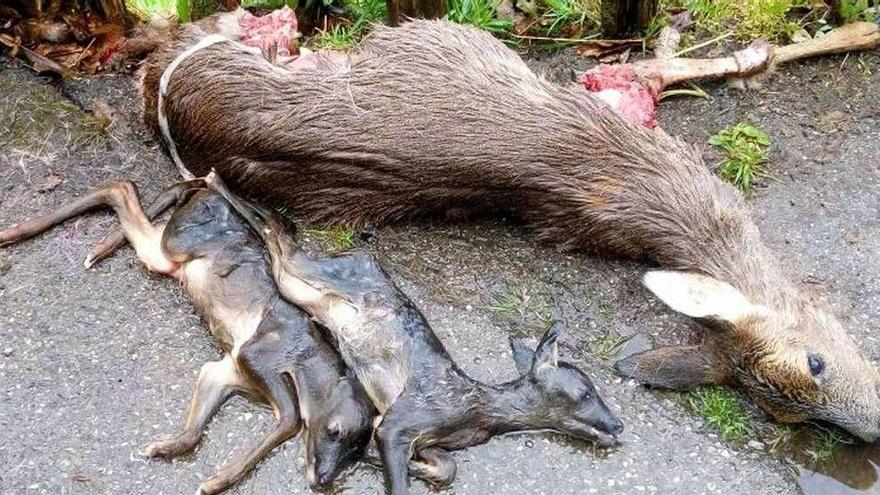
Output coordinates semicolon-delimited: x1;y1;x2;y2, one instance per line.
533;323;562;370
615;344;732;390
510;339;535;375
643;270;768;327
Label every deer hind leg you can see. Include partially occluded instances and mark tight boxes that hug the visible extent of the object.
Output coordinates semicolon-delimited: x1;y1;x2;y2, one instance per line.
0;181;177;275
410;447;457;488
86;179;205;267
145;354;256;458
364;444;457;488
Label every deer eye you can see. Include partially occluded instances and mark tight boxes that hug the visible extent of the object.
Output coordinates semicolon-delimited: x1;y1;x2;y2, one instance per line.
808;353;824;376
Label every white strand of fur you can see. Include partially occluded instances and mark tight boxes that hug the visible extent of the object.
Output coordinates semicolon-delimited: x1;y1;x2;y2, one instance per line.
157;34;261;179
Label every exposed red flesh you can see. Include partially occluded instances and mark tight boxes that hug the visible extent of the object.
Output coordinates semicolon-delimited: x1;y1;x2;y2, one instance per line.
239;5;298;57
582;64;659;129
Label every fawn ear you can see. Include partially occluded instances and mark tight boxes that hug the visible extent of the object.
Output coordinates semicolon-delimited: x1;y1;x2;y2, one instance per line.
643;270;768;328
533;323;562;371
510;339;535;375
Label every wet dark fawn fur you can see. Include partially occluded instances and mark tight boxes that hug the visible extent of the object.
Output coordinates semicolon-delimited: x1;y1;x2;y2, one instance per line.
208;173;624;495
140;18;880;440
0;182;375;494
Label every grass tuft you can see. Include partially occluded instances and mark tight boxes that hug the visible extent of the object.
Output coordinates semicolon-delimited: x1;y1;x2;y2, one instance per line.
126;0;177;18
486;282;553;324
669;0;805;41
688;386;752;441
446;0;514;34
305;226;357;252
311;24;361;49
539;0;599;35
310;0;386;48
806;427;851;462
839;0;878;22
590;329;632;360
708;123;771;196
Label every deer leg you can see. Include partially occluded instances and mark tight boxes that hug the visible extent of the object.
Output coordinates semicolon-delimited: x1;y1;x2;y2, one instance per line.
0;181;176;275
409;447;456;488
197;356;301;494
144;355;255;458
375;399;427;495
86;179;205;267
631;40;773;93
364;444;457;487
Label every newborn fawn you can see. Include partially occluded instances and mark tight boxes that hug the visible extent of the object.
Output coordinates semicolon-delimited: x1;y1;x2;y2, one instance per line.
208;172;624;495
0;180;374;494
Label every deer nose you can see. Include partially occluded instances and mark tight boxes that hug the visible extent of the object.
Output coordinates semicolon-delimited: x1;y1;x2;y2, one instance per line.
606;416;625;436
314;471;334;489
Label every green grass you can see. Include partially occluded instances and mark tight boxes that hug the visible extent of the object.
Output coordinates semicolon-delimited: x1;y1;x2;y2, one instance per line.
486;282;553;324
446;0;513;34
305;226;357;251
310;0;386;48
840;0;878;22
590;329;631;360
311;24;361;49
688;386;752;441
127;0;177;18
127;0;297;20
668;0;805;41
765;424;794;452
805;428;851;462
708;123;771;196
539;0;599;35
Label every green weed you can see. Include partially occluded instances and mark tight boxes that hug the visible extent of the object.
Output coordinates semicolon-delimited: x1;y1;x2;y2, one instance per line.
310;0;386;48
446;0;513;34
486;282;553;323
708;123;772;195
688;386;752;441
539;0;599;35
590;329;631;360
806;428;851;462
839;0;878;22
311;24;360;49
305;226;357;251
668;0;805;41
126;0;177;18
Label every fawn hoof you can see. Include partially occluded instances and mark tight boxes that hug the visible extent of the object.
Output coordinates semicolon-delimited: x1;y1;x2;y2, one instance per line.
198;474;231;495
143;435;194;458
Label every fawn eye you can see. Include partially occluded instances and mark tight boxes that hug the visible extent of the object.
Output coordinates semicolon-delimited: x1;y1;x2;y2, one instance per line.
808;353;825;376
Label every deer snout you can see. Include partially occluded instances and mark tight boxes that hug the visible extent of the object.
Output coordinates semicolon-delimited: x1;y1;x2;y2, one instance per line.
602;414;625;436
309;468;337;492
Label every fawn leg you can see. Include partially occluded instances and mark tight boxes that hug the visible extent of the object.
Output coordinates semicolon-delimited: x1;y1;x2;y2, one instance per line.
198;371;301;495
198;315;302;495
86;179;205;267
0;181;176;274
364;444;457;487
410;448;456;488
376;404;420;495
145;355;254;458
